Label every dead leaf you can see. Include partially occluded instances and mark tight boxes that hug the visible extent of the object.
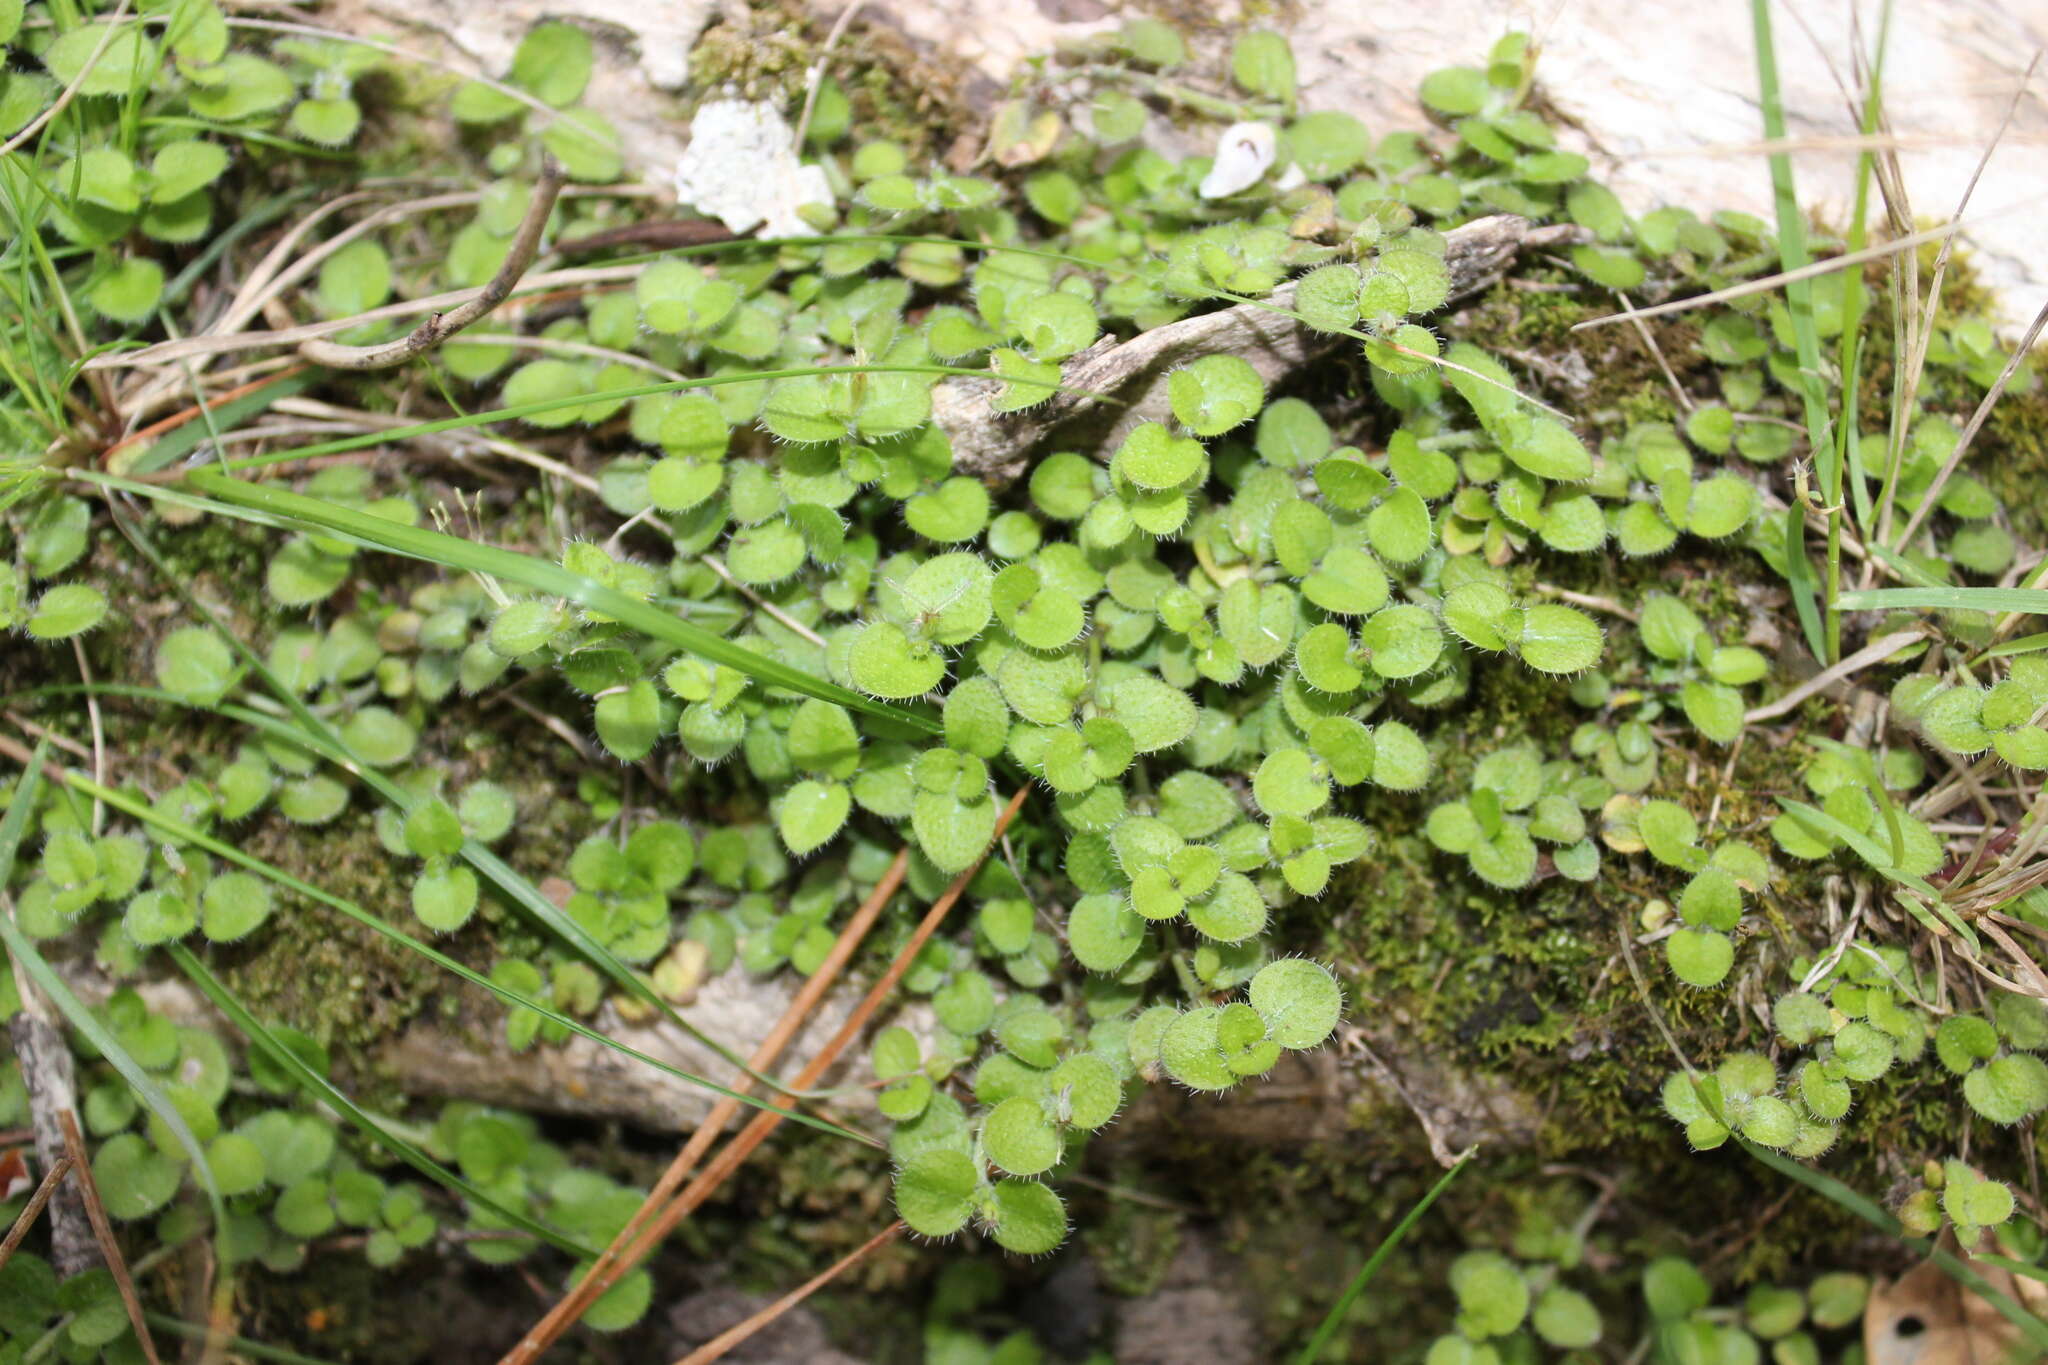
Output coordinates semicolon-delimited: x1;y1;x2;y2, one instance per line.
1865;1242;2048;1364
0;1147;28;1201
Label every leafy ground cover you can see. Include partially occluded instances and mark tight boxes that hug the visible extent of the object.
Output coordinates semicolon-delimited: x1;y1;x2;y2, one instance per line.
2;3;2047;1361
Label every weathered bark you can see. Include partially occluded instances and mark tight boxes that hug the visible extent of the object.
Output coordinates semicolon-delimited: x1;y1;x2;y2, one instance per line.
8;1013;97;1277
934;215;1582;486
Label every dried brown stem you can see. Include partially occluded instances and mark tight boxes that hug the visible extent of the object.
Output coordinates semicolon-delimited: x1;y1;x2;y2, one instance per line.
59;1112;162;1365
670;1221;903;1365
299;162;568;371
0;1155;74;1271
500;847;913;1363
507;789;1029;1362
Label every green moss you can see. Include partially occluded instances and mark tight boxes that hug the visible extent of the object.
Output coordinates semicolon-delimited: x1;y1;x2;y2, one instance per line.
687;0;974;160
1983;376;2048;542
1085;1192;1185;1297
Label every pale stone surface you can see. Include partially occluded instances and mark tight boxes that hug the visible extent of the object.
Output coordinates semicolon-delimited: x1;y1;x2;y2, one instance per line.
326;0;2047;324
321;0;716;171
840;0;2048;326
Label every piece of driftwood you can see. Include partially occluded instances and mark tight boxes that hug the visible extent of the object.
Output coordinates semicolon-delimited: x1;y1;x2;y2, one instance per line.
935;214;1582;486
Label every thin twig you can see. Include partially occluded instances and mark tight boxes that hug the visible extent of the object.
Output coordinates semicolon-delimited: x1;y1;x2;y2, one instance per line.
671;1222;902;1365
792;2;866;151
1613;289;1694;413
59;1112;162;1365
494;693;600;764
207;191;482;358
1531;582;1638;623
300;162;567;370
0;1155;74;1271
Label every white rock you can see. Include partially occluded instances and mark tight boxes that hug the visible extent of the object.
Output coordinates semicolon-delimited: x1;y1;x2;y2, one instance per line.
672;99;835;238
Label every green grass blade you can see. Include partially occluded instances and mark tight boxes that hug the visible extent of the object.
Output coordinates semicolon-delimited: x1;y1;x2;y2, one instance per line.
124;368;321;475
1972;1252;2048;1287
1833;20;1888;535
1775;798;1976;947
201;365;1045;475
1751;0;1842;661
1292;1149;1474;1364
166;942;597;1260
1749;0;1834;464
1780;508;1828;659
181;468;938;733
1862;541;1949;590
1983;632;2048;659
0;739;227;1231
33;675;812;1102
1834;587;2048;614
66;769;866;1146
142;1313;345;1365
90;510;807;1092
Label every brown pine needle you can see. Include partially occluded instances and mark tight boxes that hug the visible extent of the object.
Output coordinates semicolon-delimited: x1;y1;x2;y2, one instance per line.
508;788;1030;1361
0;1154;74;1271
59;1112;162;1365
671;1221;903;1365
501;846;913;1364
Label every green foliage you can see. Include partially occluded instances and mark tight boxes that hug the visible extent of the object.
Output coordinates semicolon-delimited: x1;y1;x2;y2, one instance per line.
4;9;2046;1347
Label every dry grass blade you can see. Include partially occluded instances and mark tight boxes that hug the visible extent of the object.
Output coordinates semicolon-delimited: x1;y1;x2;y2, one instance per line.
1878;50;2040;546
1624;131;2048;160
1890;295;2048;549
1744;627;1928;722
500;847;912;1364
1569;201;2048;332
86;263;644;370
58;1111;162;1365
0;0;136;158
0;1154;74;1271
671;1221;903;1365
299;161;567;370
506;788;1030;1362
100;366;310;468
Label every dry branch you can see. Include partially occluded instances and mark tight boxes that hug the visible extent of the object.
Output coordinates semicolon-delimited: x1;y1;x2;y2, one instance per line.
297;162;568;371
935;214;1581;485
